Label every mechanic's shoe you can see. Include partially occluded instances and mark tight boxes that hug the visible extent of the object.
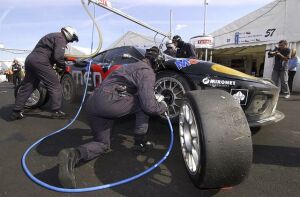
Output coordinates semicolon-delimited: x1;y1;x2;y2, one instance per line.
132;141;154;154
10;110;24;121
283;94;290;99
51;110;68;119
58;148;81;189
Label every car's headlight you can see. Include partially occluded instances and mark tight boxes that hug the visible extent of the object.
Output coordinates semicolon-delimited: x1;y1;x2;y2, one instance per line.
211;64;257;80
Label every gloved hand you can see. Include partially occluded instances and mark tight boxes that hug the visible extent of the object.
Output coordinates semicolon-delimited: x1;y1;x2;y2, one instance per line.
161;100;168;108
155;94;168;114
55;66;65;75
155;94;165;102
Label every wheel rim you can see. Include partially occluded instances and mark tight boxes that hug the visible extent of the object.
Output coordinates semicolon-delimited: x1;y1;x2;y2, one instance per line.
62;77;73;101
25;89;40;107
155;77;186;119
179;103;200;174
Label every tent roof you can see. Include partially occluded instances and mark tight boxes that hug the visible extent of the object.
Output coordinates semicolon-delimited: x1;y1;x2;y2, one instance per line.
211;0;300;49
107;31;161;50
65;45;91;57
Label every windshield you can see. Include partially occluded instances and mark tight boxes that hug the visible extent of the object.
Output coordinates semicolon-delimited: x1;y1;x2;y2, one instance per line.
163;53;176;61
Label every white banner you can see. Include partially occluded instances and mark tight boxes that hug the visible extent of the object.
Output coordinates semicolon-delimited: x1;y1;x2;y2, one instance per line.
190;36;214;49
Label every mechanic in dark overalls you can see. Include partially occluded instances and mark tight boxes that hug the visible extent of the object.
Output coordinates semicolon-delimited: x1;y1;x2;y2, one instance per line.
11;59;22;87
58;46;168;188
10;26;79;120
164;40;176;57
172;35;197;59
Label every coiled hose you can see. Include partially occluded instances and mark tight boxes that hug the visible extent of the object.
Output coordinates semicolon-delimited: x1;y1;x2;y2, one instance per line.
21;60;174;193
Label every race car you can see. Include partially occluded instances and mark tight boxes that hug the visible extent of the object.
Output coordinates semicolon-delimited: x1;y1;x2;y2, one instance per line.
60;46;284;128
17;45;281;189
18;46;284;127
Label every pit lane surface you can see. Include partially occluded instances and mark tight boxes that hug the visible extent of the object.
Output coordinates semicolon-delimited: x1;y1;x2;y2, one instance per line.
0;82;299;197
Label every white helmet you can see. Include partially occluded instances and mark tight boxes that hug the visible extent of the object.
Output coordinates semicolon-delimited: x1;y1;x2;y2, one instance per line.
166;40;174;48
61;26;79;42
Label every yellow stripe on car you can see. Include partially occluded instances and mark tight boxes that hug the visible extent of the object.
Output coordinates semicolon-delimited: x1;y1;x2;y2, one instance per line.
211;64;257;80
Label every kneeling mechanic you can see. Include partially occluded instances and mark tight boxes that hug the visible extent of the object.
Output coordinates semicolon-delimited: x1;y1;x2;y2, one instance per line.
58;46;168;188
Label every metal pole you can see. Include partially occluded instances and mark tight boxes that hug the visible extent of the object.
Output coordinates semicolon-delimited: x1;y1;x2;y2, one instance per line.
170;9;173;39
203;0;208;61
89;0;169;38
203;0;207;36
91;4;96;54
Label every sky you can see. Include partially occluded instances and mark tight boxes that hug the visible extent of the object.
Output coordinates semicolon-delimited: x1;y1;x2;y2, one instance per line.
0;0;274;60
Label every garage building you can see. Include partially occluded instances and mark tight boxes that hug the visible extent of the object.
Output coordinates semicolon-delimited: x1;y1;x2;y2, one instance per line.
210;0;300;92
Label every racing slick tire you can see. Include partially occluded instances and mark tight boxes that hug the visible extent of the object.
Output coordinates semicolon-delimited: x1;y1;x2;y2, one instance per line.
14;83;47;109
61;73;77;103
179;89;253;189
155;70;192;123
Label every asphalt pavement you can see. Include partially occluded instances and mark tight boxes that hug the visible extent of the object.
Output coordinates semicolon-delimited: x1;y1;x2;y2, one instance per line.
0;82;299;197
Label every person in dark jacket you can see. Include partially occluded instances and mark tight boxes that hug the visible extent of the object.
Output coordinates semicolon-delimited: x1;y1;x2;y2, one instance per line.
11;59;22;87
57;46;168;188
10;26;79;120
268;40;291;98
164;40;176;57
172;35;197;58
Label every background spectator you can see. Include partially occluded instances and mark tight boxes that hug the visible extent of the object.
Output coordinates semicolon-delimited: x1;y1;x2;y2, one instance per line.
288;48;299;93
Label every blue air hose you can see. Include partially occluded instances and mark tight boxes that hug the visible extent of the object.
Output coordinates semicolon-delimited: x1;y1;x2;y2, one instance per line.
21;60;174;193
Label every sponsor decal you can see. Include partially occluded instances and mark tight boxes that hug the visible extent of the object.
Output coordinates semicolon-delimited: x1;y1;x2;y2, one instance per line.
234;29;277;45
190;36;213;49
72;70;102;88
189;59;199;65
95;0;112;7
230;89;248;105
235;32;240;45
201;77;236;87
175;59;191;70
175;59;199;70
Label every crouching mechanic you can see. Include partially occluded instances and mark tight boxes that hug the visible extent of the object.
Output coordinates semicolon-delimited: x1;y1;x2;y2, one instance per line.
10;26;79;120
58;46;168;188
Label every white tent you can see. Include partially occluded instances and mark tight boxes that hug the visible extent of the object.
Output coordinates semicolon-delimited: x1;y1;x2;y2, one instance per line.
211;0;300;91
107;31;161;50
0;58;25;71
65;45;91;57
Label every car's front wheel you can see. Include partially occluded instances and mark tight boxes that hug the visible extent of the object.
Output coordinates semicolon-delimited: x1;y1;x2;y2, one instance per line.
155;71;192;122
180;90;253;189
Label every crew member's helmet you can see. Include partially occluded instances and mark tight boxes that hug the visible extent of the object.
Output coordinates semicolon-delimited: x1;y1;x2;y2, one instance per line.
145;46;159;59
145;46;163;71
172;35;184;48
172;35;182;43
61;26;79;43
166;40;174;48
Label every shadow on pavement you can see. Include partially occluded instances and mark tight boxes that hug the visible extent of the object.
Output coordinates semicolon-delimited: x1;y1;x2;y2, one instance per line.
253;145;300;167
0;104;55;121
92;135;219;197
36;128;92;157
34;166;62;188
31;117;219;196
0;104;14;121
